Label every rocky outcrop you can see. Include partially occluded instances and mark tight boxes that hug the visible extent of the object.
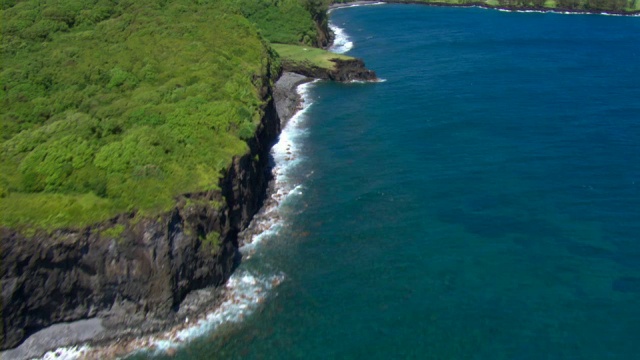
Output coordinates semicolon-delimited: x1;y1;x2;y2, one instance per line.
281;58;377;82
0;72;281;351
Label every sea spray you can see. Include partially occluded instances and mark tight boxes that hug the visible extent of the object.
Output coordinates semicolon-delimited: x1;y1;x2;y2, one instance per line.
328;3;385;54
328;23;354;54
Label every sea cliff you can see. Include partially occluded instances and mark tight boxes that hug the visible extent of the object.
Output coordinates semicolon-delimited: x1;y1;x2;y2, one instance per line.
1;54;376;360
0;0;379;354
1;69;281;352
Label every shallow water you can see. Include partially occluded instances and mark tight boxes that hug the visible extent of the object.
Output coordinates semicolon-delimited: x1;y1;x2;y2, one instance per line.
135;5;640;359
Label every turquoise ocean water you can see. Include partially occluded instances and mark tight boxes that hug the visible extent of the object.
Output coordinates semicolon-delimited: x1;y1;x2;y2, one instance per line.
138;5;640;359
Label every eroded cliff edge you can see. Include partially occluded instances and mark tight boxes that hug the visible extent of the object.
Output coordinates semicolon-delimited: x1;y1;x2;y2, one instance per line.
282;58;377;82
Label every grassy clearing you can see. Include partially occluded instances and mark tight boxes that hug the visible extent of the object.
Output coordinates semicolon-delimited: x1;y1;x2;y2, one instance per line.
272;43;354;70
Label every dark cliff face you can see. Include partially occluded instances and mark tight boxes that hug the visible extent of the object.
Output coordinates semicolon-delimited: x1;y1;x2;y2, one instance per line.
282;58;377;82
0;76;281;351
311;2;332;48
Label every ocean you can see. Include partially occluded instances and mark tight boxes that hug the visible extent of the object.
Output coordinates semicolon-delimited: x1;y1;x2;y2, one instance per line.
129;4;640;359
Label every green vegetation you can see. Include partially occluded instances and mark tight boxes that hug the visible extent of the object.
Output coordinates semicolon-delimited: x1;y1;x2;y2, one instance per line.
184;197;224;212
230;0;325;45
334;0;640;12
0;0;334;232
0;0;285;230
272;44;353;70
102;224;126;238
202;231;221;253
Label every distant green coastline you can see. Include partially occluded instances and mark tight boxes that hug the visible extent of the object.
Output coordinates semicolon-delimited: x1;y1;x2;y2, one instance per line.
333;0;640;14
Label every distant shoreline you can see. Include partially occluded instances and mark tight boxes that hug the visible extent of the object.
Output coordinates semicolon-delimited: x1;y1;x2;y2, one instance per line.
329;0;640;16
329;1;386;11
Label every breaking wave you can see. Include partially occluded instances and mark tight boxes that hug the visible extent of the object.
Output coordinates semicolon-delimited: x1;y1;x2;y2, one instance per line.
329;23;353;54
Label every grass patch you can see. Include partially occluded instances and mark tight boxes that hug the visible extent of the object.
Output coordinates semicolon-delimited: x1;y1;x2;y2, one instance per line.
271;43;354;70
0;192;122;230
202;231;221;254
102;224;125;239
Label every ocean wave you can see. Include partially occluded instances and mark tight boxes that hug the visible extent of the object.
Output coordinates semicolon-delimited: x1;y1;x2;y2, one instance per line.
328;1;385;13
493;7;639;16
329;23;353;54
348;78;387;84
37;271;285;360
141;271;285;356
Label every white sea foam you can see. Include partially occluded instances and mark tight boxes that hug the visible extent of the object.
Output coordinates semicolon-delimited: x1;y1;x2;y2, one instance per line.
35;271;284;359
493;7;638;16
328;2;386;53
39;345;90;360
328;1;385;13
143;270;284;356
348;78;387;84
241;81;316;253
329;23;353;54
133;82;318;354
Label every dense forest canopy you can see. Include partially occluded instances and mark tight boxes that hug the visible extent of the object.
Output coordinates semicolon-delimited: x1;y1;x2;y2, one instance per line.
0;0;327;230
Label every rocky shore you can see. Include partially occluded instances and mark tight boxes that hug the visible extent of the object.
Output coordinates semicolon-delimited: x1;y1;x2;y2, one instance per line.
0;66;376;359
273;73;314;127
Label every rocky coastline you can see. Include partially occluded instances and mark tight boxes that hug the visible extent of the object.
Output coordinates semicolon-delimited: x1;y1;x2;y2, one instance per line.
0;1;378;354
1;65;281;358
1;63;375;360
280;58;377;83
2;1;631;357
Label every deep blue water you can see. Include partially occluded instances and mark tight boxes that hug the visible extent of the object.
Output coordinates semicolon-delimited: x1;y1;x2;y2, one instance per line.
147;5;640;359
